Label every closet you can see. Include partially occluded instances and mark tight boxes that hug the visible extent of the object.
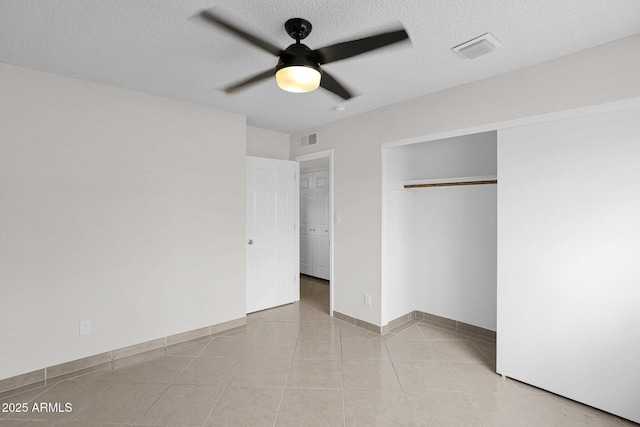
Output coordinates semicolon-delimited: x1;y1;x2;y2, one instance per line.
300;170;330;280
382;131;497;330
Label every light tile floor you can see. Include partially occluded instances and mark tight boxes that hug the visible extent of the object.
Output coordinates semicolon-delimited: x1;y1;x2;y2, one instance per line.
1;275;637;426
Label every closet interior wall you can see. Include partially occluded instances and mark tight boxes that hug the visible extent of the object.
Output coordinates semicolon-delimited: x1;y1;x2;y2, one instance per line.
382;131;497;330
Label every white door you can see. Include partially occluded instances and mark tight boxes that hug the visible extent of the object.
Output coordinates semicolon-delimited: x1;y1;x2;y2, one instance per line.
312;170;330;279
299;173;314;276
246;156;299;313
299;170;330;280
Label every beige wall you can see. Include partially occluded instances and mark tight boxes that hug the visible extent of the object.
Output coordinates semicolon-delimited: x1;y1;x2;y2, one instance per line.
0;64;247;380
246;126;290;160
290;34;640;327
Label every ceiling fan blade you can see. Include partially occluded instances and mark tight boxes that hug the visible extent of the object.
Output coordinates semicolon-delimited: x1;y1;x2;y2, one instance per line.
320;70;353;100
196;10;283;57
314;28;409;65
224;68;275;93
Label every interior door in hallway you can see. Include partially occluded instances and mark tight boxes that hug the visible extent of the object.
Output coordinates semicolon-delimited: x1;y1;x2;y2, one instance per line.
300;170;330;280
246;156;299;313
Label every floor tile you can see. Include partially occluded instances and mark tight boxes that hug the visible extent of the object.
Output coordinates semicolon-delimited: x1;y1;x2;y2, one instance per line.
300;281;313;297
299;322;341;339
340;325;384;340
466;392;555;427
205;386;282;427
72;362;134;383
257;322;301;338
267;304;304;322
416;323;469;341
120;355;192;384
0;386;51;419
342;360;402;390
165;339;211;357
231;358;292;388
447;362;518;394
200;335;254;359
301;306;333;323
276;388;344;427
618;418;640;427
467;339;496;365
344;389;414;427
342;339;390;360
175;357;240;386
530;393;628;427
394;360;462;392
67;382;167;424
6;380;110;423
247;337;298;359
224;324;263;341
294;337;342;360
385;339;437;361
507;378;552;395
0;421;67;426
405;390;479;427
432;340;488;362
387;324;425;341
247;309;271;324
137;384;224;426
286;359;342;389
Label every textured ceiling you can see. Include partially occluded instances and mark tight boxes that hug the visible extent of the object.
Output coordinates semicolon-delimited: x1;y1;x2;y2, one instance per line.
1;0;639;133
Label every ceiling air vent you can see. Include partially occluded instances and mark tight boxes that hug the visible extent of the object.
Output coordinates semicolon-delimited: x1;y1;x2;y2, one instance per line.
300;132;318;147
452;33;501;59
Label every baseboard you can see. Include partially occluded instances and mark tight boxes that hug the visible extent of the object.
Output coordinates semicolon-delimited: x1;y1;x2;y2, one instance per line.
333;311;383;334
389;311;496;340
334;309;495;341
0;316;247;398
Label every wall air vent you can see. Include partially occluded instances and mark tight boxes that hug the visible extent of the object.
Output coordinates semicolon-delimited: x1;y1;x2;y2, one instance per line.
452;33;501;59
300;132;318;147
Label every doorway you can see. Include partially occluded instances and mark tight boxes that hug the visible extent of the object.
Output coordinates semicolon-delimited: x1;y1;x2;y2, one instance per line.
293;150;334;316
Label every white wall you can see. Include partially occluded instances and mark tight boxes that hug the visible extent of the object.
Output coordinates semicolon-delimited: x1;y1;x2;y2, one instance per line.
497;107;640;423
383;133;497;329
246;126;290;160
300;157;330;173
290;35;640;327
0;64;247;380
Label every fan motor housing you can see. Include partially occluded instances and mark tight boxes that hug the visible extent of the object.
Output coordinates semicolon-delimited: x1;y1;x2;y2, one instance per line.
277;44;321;73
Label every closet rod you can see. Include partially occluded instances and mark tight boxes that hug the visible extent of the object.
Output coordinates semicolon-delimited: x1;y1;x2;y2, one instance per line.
404;179;497;189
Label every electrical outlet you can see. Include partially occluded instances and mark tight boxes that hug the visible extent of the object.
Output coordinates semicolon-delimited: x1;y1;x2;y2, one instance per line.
364;294;372;307
79;320;91;336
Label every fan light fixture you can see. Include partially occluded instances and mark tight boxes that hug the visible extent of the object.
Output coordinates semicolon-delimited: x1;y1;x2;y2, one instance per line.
275;66;321;93
195;12;410;100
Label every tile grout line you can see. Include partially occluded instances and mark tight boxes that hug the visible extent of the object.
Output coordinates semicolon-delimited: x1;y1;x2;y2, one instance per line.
270;306;299;427
129;343;198;426
339;321;347;427
62;371;119;424
385;330;419;427
202;318;266;426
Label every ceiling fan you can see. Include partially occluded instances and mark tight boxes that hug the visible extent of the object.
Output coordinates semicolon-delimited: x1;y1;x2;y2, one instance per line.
195;9;410;100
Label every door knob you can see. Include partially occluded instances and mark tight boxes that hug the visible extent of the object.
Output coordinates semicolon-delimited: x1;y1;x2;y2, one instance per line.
247;239;254;245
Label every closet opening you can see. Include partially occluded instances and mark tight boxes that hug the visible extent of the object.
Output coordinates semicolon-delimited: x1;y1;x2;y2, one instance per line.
382;131;497;332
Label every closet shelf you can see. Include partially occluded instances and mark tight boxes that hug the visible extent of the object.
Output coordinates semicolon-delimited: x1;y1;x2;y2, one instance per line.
404;175;497;189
